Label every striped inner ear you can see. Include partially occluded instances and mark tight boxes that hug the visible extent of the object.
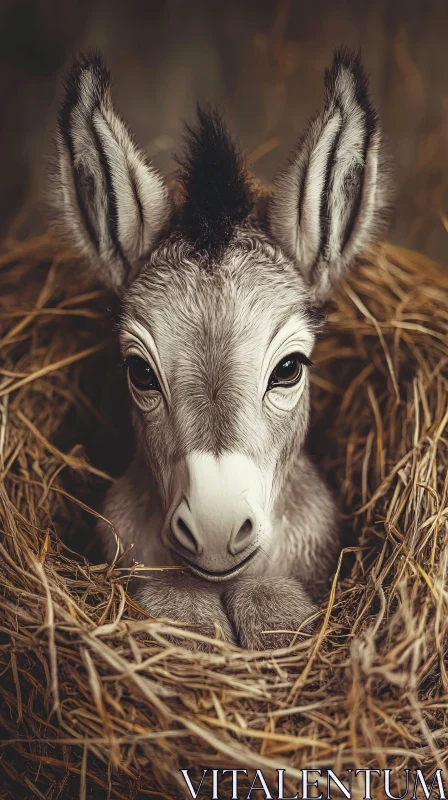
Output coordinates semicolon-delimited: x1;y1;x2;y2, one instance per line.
298;110;343;275
55;52;170;292
269;48;386;300
91;107;149;266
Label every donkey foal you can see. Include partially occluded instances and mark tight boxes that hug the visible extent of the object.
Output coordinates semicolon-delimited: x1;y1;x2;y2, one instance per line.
53;49;390;649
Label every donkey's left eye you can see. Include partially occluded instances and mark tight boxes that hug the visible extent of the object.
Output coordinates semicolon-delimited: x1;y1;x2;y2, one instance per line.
268;354;306;390
128;356;161;391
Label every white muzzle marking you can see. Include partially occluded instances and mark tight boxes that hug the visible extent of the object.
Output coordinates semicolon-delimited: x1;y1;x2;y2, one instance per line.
165;451;272;581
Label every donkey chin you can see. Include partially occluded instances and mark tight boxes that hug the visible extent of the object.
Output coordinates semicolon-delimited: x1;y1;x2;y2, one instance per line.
161;452;273;583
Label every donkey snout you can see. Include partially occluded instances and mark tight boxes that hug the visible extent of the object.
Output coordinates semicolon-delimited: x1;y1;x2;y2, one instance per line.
167;452;271;581
170;497;258;559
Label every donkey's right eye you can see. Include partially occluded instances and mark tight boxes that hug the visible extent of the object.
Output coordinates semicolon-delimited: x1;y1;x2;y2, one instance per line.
127;356;161;391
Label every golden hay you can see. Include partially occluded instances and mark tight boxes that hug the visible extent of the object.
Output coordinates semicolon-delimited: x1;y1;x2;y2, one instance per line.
0;232;448;798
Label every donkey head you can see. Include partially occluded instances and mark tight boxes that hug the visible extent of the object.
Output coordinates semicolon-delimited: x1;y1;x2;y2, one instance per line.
53;50;389;581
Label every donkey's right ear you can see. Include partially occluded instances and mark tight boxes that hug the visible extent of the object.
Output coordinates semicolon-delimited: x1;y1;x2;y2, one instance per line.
52;52;170;293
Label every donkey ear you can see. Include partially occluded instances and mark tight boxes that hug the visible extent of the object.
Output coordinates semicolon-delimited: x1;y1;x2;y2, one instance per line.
53;52;170;293
268;49;390;302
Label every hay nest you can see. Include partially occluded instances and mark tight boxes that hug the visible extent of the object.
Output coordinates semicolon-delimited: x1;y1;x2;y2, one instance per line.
1;232;448;799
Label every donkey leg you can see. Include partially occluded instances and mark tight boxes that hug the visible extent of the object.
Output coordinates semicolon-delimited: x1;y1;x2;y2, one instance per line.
223;576;316;650
134;574;236;649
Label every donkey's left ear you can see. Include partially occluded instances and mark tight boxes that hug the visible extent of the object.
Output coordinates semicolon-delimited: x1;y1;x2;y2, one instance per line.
268;49;391;302
52;52;170;293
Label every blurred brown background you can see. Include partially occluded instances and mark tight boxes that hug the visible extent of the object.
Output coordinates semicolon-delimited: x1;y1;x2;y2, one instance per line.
1;0;448;262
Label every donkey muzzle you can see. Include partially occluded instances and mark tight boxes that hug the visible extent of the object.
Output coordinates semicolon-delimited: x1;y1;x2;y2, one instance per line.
167;452;271;582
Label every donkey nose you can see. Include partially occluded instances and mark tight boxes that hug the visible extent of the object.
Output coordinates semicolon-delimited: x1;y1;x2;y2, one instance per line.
167;452;270;578
170;498;257;559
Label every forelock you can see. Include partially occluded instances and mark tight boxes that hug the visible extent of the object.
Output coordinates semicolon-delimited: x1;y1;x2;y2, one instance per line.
175;105;255;264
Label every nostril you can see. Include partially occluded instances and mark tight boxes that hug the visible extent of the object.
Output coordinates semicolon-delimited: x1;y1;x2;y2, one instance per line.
172;515;200;555
238;519;253;540
231;518;255;554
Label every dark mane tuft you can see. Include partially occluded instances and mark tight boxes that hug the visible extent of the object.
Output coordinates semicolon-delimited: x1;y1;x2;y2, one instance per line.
176;105;255;262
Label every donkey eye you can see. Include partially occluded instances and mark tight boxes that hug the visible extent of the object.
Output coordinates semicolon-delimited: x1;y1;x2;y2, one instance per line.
268;354;305;390
127;356;161;391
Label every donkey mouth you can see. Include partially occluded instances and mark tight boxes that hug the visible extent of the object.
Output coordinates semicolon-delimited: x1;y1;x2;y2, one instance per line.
170;547;260;582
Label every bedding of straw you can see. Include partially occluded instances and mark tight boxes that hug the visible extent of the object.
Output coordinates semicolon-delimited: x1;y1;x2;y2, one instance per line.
0;231;447;799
